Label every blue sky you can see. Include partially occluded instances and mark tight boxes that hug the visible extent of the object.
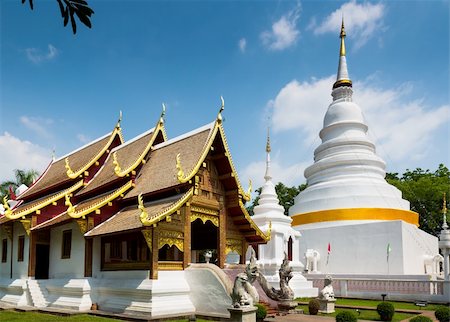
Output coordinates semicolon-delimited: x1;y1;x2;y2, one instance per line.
1;0;449;190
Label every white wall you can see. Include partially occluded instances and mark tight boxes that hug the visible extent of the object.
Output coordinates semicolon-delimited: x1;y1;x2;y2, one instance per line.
0;226;11;278
11;222;29;279
297;221;402;275
49;221;85;278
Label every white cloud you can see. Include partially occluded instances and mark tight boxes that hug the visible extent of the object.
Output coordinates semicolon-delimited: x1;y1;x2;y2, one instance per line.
0;132;50;182
20;116;54;138
261;5;301;51
270;76;450;163
239;38;247;53
312;1;385;49
25;44;59;64
77;134;91;144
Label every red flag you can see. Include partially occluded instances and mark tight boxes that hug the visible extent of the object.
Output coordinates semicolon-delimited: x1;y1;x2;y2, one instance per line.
9;186;16;200
327;242;331;254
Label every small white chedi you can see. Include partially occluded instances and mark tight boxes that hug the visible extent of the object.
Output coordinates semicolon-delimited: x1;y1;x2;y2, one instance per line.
251;131;317;297
289;20;439;275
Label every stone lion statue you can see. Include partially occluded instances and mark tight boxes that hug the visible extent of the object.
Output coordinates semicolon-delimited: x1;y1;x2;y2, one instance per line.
319;274;335;300
230;248;259;308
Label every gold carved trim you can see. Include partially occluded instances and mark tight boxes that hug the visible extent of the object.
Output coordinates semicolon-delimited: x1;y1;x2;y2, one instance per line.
139;188;193;226
190;206;218;216
65;119;124;179
76;219;88;234
226;238;242;255
6;180;84;220
174;100;250;201
114;107;166;178
190;213;219;227
158;261;183;271
158;230;183;252
239;200;270;242
141;230;153;250
68;180;133;219
20;219;31;235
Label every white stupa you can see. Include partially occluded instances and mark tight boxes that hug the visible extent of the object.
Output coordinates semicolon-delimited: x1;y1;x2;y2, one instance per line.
289;20;439;276
252;130;317;297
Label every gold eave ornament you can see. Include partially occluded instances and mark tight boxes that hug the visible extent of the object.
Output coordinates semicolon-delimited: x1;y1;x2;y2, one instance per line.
139;188;194;226
65;112;124;179
239;199;271;242
175;97;251;201
67;180;133;219
4;180;84;220
114;104;168;178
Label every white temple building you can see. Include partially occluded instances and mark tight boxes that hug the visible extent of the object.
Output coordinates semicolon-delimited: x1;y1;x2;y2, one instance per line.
252;132;317;297
289;20;439;276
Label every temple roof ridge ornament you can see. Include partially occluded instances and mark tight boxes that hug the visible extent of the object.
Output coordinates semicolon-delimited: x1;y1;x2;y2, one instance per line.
5;180;84;220
64;114;125;179
174;97;251;201
333;17;352;90
264;127;272;182
113;105;168;177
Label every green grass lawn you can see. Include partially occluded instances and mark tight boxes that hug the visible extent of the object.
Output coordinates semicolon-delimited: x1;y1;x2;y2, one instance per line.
0;311;120;321
0;311;210;322
298;304;417;322
296;297;443;311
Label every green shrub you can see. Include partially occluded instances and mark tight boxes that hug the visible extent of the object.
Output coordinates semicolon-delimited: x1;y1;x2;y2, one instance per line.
255;303;267;320
336;311;358;322
409;316;432;322
308;299;320;315
435;306;450;322
377;302;395;321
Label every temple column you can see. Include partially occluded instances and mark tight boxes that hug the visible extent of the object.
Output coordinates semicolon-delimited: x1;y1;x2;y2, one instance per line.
150;227;159;279
183;205;191;268
218;205;226;268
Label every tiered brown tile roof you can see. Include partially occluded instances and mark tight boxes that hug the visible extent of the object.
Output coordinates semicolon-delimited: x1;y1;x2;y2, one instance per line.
85;193;185;237
125;125;213;199
78;130;155;196
19;133;115;199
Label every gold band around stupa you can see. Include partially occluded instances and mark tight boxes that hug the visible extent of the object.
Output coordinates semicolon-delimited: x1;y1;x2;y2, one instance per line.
291;208;419;227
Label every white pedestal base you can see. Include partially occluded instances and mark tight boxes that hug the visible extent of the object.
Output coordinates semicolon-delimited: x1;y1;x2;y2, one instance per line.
228;306;257;322
318;298;336;314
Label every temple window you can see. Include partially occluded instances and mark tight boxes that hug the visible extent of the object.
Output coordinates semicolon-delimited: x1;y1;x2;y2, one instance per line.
61;230;72;259
1;239;7;262
17;235;24;262
101;232;150;270
288;237;293;261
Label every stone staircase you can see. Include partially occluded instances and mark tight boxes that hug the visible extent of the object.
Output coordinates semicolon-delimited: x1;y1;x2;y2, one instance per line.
27;279;48;308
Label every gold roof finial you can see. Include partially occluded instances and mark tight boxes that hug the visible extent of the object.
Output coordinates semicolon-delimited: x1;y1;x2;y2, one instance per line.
340;16;346;57
217;96;225;123
160;103;166;124
116;110;123;129
266;127;271;153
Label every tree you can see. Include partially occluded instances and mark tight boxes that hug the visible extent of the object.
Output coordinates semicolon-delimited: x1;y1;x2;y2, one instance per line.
247;182;307;216
0;169;40;200
386;164;450;236
21;0;94;34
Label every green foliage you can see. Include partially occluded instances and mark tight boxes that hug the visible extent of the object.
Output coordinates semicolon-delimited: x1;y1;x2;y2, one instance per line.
409;316;432;322
247;182;307;216
386;164;450;236
308;298;320;315
255;303;267;320
336;311;358;322
21;0;94;34
0;169;40;200
434;306;450;322
377;302;395;321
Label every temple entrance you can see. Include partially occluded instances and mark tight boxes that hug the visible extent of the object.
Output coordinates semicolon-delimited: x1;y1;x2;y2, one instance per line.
191;219;218;264
35;244;49;279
